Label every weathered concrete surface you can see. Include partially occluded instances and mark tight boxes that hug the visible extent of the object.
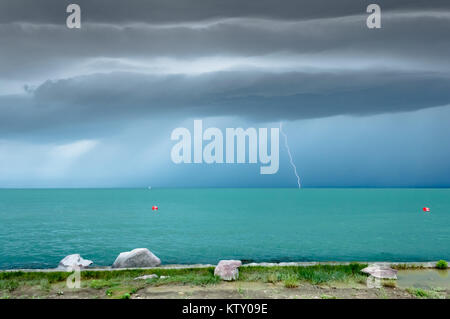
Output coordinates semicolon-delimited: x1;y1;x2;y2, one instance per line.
3;261;439;273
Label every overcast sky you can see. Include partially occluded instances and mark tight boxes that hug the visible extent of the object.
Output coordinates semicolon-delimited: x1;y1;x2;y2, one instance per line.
1;0;449;187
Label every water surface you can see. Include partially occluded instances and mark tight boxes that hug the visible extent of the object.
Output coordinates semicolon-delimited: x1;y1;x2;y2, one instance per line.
0;188;449;269
398;269;450;289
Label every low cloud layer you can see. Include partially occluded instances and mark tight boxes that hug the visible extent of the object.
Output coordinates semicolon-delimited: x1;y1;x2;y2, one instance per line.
2;70;450;137
1;8;450;137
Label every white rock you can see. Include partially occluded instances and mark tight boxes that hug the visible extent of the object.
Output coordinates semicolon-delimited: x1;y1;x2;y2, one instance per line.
57;254;93;270
361;265;398;279
214;260;242;281
134;274;158;280
112;248;161;268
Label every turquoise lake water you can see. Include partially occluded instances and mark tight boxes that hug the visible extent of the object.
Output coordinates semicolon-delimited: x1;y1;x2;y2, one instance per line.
0;188;449;269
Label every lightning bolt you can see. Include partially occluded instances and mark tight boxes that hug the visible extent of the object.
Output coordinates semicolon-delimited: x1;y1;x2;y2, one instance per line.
280;122;301;188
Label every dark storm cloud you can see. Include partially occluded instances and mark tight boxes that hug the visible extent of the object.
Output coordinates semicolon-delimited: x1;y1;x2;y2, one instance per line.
1;0;449;24
2;11;450;73
1;12;449;83
2;70;450;136
1;0;450;135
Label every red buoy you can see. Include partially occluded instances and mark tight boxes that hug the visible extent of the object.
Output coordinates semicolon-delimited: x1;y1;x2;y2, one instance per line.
423;207;430;212
152;205;158;211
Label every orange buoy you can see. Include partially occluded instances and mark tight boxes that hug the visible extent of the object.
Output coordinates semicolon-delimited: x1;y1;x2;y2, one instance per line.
152;205;158;211
423;207;430;212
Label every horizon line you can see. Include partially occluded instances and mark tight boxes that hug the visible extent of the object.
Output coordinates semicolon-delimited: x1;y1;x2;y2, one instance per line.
1;186;450;190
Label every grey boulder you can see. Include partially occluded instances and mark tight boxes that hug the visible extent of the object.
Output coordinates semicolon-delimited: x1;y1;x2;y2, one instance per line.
361;265;398;279
214;260;242;281
57;254;93;270
112;248;161;268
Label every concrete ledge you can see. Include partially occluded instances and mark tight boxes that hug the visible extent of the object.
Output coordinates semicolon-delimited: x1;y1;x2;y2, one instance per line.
0;261;438;272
